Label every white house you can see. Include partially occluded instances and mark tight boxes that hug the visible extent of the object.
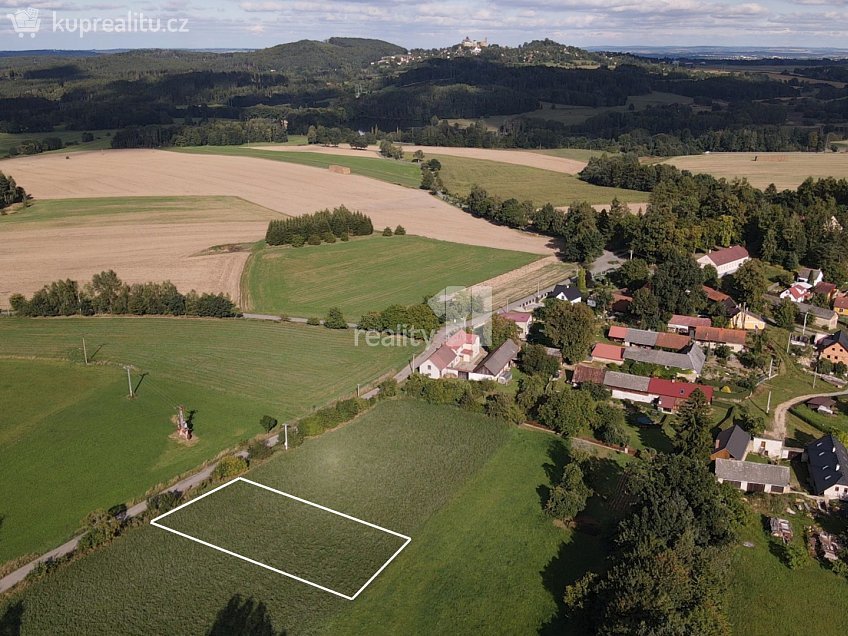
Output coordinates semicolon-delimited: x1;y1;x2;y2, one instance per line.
548;285;582;304
419;345;460;379
806;434;848;501
797;267;824;286
714;459;791;494
468;340;520;383
444;331;481;363
780;282;811;303
696;245;750;277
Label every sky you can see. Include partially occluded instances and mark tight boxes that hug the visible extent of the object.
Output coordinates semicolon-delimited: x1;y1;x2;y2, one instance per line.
1;0;848;51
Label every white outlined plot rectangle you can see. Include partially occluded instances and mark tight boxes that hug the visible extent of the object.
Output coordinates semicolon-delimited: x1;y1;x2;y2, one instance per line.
150;477;411;600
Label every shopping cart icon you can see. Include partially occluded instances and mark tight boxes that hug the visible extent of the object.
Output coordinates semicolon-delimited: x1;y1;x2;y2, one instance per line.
7;8;41;38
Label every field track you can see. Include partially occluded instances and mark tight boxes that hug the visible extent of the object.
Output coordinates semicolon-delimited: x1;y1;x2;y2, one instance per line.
261;143;589;174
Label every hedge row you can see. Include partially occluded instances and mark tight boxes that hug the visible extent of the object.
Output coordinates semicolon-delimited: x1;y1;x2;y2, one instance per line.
265;205;373;246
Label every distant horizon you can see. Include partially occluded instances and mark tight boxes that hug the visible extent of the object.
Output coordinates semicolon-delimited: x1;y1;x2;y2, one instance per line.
0;1;847;52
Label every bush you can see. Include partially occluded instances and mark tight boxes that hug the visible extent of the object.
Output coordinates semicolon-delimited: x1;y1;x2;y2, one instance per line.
148;490;182;515
382;226;393;236
378;378;398;398
260;415;278;432
322;231;336;244
77;509;123;551
213;455;248;480
324;307;348;329
248;440;273;461
394;225;406;235
779;541;807;569
306;316;321;326
279;314;290;322
290;234;305;247
339;231;349;242
298;397;371;436
596;419;631;448
307;234;322;246
484;393;523;424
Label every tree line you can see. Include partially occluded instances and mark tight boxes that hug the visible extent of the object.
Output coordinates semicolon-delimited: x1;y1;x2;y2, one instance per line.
265;206;374;246
0;171;27;212
10;271;237;318
110;118;289;149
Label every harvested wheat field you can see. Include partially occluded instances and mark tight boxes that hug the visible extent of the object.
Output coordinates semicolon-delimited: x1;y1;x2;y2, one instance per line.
0;196;278;307
661;152;848;190
0;150;555;306
262;143;589;174
4;149;553;252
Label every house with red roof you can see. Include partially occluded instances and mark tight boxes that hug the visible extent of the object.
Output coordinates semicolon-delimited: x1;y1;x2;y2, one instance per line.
814;282;838;301
591;343;625;364
444;330;482;362
780;283;811;304
696;245;750;277
668;314;711;335
419;345;461;379
648;378;715;412
499;311;533;339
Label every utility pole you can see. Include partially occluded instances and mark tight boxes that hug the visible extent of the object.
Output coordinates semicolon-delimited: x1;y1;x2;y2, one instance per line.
767;357;773;379
786;332;792;354
802;311;809;337
124;365;134;398
82;336;88;365
284;423;289;450
813;361;819;388
766;390;772;414
356;383;360;398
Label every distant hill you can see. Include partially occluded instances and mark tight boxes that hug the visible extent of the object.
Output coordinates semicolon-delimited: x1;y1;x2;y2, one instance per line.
240;37;405;73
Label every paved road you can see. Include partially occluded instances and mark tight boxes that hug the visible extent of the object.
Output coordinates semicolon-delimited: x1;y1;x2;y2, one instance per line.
0;451;248;594
769;389;848;440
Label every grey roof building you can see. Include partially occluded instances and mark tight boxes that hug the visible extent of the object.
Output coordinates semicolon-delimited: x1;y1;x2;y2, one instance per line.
549;285;582;303
715;458;791;493
474;339;520;378
806;434;848;497
603;371;651;393
623;342;705;374
711;424;751;460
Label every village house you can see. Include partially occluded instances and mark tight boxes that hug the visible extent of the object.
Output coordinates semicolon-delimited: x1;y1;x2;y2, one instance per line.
710;424;751;461
714;458;791;494
703;285;737;313
548;285;582;304
419;345;461;380
834;296;848;317
571;365;713;411
797;267;824;286
469;339;520;383
729;309;766;331
607;326;691;351
499;311;533;339
444;331;482;363
668;314;711;336
696;245;750;277
622;344;706;376
805;434;848;501
814;281;838;301
807;396;837;416
750;436;800;460
610;292;633;315
816;331;848;366
694;326;748;353
591;342;625;365
804;302;838;331
780;283;811;304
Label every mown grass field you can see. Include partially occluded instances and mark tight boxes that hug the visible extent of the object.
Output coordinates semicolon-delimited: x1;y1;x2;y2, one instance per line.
433;154;644;206
661;152;848;190
242;235;541;317
170;145;421;188
0;317;414;563
1;400;612;635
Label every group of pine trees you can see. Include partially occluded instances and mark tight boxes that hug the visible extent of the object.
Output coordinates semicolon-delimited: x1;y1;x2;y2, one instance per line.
10;271;237;318
265;206;373;246
110;118;288;149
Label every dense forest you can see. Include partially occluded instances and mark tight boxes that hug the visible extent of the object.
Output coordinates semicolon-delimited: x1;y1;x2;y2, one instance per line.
2;38;848;154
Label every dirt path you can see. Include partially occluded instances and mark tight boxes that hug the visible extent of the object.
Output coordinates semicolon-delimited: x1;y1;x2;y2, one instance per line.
261;144;589;174
769;388;848;440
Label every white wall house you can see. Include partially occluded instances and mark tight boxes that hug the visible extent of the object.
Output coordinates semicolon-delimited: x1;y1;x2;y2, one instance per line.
697;245;750;277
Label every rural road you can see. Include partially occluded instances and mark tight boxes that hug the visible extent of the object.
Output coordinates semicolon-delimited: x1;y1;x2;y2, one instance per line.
768;389;848;440
0;451;248;595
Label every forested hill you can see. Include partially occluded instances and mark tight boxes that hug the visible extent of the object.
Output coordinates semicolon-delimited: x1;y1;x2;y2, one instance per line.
239;38;406;74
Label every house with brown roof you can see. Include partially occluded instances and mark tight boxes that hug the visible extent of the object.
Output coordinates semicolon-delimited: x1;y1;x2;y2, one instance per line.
703;286;737;313
817;331;848;367
591;343;625;364
814;281;837;301
668;314;711;335
610;292;633;315
694;326;748;352
834;295;848;317
419;345;461;379
696;245;750;277
571;363;607;387
648;377;714;412
499;311;533;339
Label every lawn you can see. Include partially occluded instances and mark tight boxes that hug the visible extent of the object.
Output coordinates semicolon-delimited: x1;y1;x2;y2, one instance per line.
0;317;414;563
241;235;541;317
432;154;644;206
727;505;848;635
2;400;617;635
170;145;421;188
